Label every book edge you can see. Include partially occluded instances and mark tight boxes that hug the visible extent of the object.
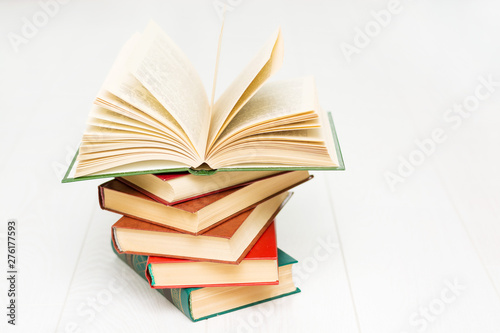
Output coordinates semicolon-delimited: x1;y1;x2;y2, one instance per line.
192;287;301;322
61;111;344;183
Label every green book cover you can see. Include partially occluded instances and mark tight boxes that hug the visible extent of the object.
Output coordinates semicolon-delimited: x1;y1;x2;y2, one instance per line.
62;112;344;183
113;244;300;322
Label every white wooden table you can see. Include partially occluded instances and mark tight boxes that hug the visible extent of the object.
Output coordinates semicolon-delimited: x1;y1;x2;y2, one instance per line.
1;1;500;332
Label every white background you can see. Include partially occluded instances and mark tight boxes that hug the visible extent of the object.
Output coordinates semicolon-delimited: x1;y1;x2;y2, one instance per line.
1;0;500;332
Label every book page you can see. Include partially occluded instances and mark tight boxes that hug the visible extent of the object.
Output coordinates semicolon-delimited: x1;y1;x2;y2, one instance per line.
85;119;187;152
91;101;169;137
209;13;226;117
104;73;193;147
207;143;336;169
228;128;325;143
80;106;197;159
209;77;317;154
101;34;191;143
252;119;320;134
95;91;192;150
128;21;210;160
207;28;284;148
75;150;195;177
96;94;175;137
209;117;320;158
204;77;340;169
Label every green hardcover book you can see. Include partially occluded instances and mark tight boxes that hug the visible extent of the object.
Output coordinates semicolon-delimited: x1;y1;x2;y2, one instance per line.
61;21;345;183
113;244;300;322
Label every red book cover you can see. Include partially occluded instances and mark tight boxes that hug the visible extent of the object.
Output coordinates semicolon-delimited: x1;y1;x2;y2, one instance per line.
145;222;278;288
154;173;188;181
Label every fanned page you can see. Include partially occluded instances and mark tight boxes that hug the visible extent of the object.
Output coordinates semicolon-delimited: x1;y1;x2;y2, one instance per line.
206;77;339;169
207;28;284;149
67;22;343;181
100;34;194;151
74;27;206;178
211;77;318;150
128;21;210;160
75;23;209;177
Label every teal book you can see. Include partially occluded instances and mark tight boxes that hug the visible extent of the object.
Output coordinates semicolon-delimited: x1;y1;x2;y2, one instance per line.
61;22;345;183
113;244;300;322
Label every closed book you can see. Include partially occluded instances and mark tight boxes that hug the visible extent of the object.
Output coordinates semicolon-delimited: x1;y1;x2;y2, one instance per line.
117;170;284;205
112;192;291;264
146;222;278;288
100;170;311;234
113;245;300;322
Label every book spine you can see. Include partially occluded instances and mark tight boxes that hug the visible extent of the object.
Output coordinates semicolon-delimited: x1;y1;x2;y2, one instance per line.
111;244;195;321
167;288;193;320
97;184;106;210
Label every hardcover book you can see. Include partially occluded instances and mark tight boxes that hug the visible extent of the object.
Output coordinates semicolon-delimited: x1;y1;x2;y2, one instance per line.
62;21;344;182
101;170;310;234
114;245;300;322
117;170;283;205
112;191;290;263
145;222;279;288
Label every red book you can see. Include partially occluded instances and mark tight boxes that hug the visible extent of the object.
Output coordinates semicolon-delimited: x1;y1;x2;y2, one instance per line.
146;222;279;288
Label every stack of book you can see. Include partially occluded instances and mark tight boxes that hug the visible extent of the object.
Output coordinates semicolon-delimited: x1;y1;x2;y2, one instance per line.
99;170;310;321
63;20;344;322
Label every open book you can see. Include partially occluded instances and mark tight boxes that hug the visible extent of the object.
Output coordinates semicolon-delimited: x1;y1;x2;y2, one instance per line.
64;21;344;182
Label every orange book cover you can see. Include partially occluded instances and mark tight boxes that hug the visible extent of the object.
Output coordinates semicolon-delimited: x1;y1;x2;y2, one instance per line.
111;191;291;264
